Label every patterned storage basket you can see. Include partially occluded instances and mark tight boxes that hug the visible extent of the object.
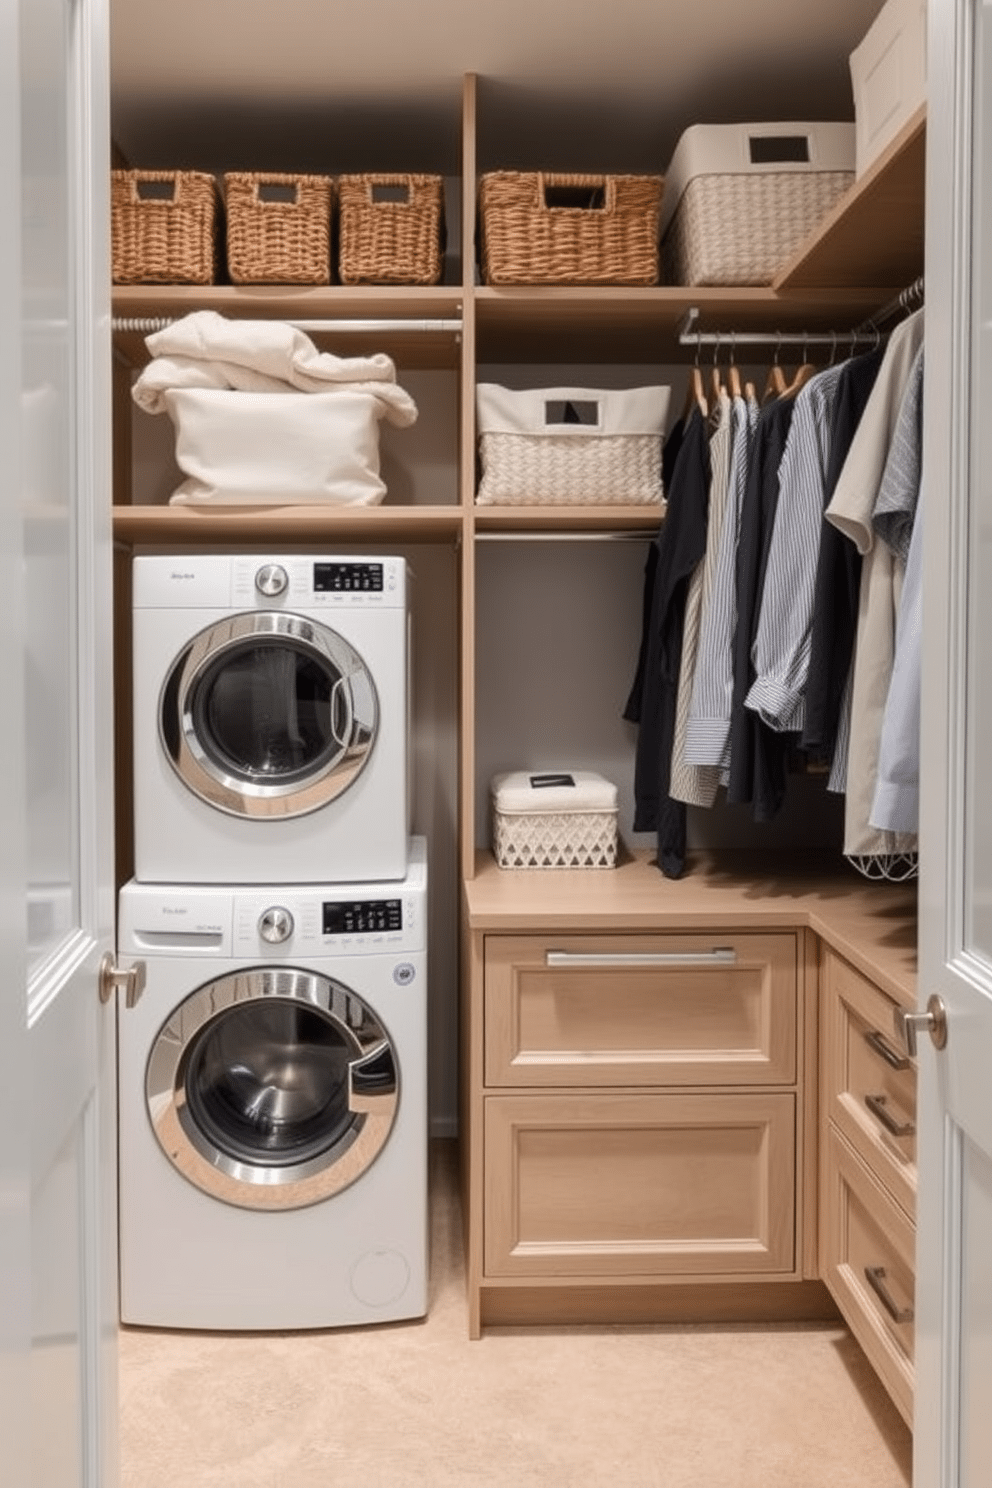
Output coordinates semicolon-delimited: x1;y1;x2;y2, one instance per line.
223;172;332;285
111;170;219;285
476;383;670;506
478;172;663;285
337;174;445;285
660;122;856;286
491;771;619;870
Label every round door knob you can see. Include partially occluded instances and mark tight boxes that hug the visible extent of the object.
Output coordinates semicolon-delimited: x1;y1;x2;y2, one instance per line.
255;563;288;597
259;907;294;944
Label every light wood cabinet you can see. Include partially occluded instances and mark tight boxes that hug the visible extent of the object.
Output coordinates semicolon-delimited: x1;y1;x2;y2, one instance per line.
819;948;917;1427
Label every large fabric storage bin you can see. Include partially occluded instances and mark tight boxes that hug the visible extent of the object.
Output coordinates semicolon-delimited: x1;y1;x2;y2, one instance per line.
160;388;394;506
660;121;855;286
476;383;669;506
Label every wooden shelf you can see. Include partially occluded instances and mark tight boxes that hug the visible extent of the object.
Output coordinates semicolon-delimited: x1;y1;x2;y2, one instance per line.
473;284;895;363
775;106;926;292
112;502;463;547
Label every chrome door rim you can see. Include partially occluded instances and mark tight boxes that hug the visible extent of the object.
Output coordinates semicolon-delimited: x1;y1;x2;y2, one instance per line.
159;611;378;819
146;967;398;1211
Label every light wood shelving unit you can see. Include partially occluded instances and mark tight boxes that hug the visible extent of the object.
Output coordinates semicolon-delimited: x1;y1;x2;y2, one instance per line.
111;76;924;1389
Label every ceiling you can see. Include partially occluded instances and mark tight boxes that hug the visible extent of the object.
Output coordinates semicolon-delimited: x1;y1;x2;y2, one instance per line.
109;0;886;176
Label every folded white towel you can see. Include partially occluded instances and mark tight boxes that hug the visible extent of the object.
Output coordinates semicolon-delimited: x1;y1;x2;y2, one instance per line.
132;310;418;427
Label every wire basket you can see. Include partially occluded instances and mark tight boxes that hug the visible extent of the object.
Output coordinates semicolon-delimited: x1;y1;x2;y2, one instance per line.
111;170;219;285
223;172;332;285
337;174;445;285
478;171;663;286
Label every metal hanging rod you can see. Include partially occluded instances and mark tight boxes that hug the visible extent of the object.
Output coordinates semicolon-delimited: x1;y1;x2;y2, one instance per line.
111;316;463;336
676;277;924;354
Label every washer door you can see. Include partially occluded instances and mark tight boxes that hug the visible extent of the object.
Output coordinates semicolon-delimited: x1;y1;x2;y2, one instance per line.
159;611;378;819
146;967;399;1211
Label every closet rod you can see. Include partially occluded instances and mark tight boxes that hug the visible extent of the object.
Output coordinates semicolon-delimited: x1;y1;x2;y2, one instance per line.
111;316;463;336
676;306;882;352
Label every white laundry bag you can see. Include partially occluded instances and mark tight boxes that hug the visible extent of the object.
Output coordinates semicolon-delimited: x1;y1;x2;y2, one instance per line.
162;387;395;505
131;310;419;506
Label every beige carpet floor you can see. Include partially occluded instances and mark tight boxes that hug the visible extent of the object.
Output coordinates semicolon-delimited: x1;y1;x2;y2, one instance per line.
119;1140;913;1488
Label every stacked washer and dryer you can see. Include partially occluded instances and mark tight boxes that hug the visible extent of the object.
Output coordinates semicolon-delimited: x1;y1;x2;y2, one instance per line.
117;553;428;1331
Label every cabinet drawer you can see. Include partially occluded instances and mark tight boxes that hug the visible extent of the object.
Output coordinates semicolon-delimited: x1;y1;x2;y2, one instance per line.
484;933;798;1087
822;950;917;1219
821;1124;914;1427
484;1091;796;1278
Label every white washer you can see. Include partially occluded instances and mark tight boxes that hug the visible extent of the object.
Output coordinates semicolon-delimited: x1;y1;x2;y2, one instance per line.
116;839;427;1331
132;552;409;884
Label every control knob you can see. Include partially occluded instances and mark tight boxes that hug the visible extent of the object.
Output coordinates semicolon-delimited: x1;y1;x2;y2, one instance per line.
255;563;289;597
259;907;294;944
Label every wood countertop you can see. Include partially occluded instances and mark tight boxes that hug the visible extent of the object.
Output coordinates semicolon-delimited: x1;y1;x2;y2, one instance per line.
464;849;918;1007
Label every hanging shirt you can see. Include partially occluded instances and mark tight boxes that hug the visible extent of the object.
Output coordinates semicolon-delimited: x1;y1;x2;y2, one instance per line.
824;309;924;861
744;363;844;734
725;395;797;819
871;483;924;834
623;406;710;876
670;388;734;806
682;390;759;767
800;345;887;763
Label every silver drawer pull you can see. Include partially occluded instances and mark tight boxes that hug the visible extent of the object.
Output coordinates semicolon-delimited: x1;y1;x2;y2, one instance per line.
863;1028;910;1071
864;1265;914;1324
864;1092;916;1138
545;949;738;969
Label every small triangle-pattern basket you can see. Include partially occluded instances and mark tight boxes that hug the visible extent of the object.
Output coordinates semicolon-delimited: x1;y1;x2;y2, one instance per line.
493;808;618;869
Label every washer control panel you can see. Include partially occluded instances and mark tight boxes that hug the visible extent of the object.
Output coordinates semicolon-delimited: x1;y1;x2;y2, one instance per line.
230;883;423;957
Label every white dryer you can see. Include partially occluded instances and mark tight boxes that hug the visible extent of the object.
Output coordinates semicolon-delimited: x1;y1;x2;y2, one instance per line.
132;552;409;884
116;840;427;1331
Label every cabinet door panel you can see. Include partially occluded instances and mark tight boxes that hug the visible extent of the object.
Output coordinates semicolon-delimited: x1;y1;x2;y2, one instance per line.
484;1091;796;1278
484;933;797;1087
822;950;917;1218
820;1125;914;1427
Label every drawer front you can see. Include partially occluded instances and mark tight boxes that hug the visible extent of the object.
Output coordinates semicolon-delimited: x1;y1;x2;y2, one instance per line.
821;1124;914;1427
484;933;798;1087
484;1091;796;1278
822;951;917;1219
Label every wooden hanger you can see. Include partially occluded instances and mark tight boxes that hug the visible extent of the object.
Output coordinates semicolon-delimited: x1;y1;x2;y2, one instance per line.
762;334;788;403
681;338;708;421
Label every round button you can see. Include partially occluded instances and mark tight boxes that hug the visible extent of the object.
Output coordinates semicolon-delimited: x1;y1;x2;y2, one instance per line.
255;563;288;597
258;907;294;944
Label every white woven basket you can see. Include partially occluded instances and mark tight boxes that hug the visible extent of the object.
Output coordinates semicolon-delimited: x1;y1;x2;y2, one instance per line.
662;170;854;286
476;384;669;506
491;771;619;870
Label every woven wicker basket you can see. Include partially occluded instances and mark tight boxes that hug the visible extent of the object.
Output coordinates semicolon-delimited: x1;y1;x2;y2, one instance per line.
337;174;445;285
111;170;218;285
662;170;854;286
478;172;662;286
223;172;332;285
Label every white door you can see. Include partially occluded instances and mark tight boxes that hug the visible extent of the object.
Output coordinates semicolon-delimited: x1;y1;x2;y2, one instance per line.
5;0;118;1484
916;1;992;1482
